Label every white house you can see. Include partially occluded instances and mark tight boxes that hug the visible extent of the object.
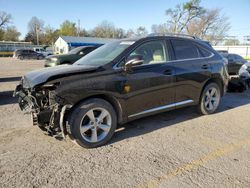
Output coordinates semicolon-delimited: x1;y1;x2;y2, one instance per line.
54;36;117;54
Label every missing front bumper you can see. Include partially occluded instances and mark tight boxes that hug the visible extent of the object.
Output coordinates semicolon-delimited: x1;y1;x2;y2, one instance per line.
14;84;34;113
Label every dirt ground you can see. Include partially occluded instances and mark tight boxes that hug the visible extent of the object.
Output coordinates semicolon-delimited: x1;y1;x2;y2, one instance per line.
0;57;250;188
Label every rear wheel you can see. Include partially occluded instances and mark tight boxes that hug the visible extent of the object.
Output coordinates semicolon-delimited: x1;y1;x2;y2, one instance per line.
18;55;24;60
67;99;117;148
198;83;221;115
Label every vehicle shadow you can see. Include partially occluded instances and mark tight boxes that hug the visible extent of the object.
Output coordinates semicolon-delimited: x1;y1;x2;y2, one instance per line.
0;90;17;105
0;76;21;82
111;91;250;144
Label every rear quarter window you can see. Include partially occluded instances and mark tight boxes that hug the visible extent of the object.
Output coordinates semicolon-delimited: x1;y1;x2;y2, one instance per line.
197;46;213;57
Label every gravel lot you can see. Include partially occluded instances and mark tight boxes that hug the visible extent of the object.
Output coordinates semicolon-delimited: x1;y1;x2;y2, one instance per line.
0;57;250;188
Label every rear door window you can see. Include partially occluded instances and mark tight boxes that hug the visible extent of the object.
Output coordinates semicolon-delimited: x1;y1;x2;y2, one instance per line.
171;39;201;60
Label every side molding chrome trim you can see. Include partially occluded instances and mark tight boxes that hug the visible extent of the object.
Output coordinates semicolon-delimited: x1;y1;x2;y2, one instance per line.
128;99;194;118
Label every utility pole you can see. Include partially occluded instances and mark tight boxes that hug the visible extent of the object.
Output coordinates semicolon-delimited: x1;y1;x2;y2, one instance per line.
78;19;80;37
36;24;39;46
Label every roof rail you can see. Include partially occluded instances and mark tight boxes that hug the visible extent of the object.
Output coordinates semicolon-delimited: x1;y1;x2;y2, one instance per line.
147;33;200;40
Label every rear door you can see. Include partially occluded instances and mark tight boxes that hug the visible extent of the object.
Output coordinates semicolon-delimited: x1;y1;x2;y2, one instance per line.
170;39;212;104
122;39;176;119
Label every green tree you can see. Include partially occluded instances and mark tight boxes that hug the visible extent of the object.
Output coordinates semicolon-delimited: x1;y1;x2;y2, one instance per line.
24;32;36;43
3;26;20;41
59;20;77;36
41;26;59;45
0;29;4;40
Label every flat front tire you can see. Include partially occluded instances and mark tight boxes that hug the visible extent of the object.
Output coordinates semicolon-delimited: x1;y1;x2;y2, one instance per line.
198;83;221;115
67;99;117;148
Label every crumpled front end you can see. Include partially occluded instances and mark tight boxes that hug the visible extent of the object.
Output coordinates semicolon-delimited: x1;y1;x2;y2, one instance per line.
14;77;70;138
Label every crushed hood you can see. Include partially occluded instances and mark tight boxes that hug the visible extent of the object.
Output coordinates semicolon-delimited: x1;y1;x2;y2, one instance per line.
22;64;99;88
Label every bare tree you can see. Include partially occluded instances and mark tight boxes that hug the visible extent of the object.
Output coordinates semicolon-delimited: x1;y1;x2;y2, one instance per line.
135;26;148;36
27;17;44;45
91;21;117;38
151;24;170;34
0;11;12;28
91;21;126;38
187;9;230;44
165;0;205;33
126;29;135;38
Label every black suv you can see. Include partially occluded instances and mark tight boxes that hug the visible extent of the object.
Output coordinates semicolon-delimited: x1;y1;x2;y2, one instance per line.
14;34;229;148
221;53;247;75
45;46;99;67
14;49;45;60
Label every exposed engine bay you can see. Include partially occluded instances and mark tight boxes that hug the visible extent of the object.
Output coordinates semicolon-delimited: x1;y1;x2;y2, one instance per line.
14;79;70;138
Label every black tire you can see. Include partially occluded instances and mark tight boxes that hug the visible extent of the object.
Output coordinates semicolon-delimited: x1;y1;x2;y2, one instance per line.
18;55;24;60
198;82;221;115
67;98;117;148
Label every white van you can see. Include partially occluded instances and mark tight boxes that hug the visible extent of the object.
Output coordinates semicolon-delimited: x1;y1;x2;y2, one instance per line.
33;47;53;56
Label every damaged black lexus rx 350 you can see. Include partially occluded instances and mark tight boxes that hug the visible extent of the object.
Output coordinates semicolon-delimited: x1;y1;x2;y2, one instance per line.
14;34;229;148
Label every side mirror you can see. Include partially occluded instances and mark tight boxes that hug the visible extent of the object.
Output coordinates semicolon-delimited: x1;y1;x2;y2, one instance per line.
124;55;144;72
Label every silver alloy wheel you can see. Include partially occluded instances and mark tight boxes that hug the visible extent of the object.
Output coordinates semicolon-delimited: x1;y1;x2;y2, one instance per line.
79;107;112;143
204;87;220;111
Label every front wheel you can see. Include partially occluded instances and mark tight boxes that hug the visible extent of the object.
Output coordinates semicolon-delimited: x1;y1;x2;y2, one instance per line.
198;83;221;115
67;99;117;148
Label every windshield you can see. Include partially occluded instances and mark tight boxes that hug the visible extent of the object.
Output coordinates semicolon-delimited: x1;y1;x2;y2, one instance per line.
75;40;134;66
69;47;82;54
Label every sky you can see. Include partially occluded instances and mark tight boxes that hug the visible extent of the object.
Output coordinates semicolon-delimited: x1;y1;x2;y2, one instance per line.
0;0;250;40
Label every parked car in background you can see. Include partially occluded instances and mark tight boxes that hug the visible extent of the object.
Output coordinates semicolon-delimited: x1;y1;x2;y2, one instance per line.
217;50;228;54
228;61;250;92
14;34;229;148
221;53;247;75
239;61;250;88
13;49;45;60
33;47;53;56
44;46;99;67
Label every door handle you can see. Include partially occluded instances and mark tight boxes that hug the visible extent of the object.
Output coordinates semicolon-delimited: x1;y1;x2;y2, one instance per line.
164;69;172;75
201;64;208;69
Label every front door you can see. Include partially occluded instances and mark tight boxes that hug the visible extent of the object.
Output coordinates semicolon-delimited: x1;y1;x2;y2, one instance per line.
121;40;175;118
